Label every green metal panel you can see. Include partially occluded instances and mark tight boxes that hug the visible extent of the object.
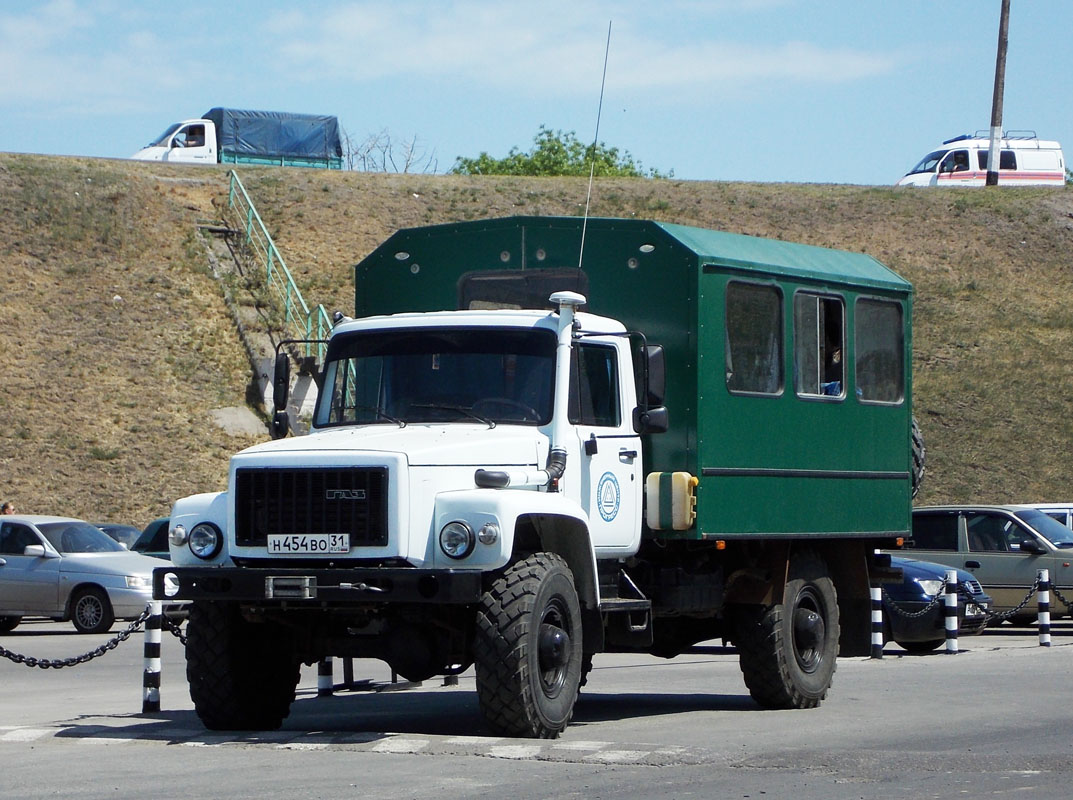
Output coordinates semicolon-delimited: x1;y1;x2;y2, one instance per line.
353;216;913;541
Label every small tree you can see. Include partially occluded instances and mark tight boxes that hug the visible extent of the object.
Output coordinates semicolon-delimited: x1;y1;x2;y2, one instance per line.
451;126;670;178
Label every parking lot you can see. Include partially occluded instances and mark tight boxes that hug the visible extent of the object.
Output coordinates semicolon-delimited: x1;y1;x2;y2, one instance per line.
2;617;1071;799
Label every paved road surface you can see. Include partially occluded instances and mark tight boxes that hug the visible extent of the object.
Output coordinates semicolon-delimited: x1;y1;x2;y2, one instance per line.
1;619;1071;799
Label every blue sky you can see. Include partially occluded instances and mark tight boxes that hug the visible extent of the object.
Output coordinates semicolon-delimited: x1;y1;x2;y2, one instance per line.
2;0;1069;185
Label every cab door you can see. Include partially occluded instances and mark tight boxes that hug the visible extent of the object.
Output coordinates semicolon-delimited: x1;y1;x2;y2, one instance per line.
568;339;641;555
165;123;213;163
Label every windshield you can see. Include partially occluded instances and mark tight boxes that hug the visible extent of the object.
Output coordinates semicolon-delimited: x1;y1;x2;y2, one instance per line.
1014;509;1073;548
39;521;127;554
315;327;557;428
148;123;181;147
907;149;947;175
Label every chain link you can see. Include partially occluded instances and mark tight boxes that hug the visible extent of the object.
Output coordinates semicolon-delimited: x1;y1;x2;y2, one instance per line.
882;585;948;619
1049;584;1071;612
162;614;187;646
0;607;152;669
981;580;1041;623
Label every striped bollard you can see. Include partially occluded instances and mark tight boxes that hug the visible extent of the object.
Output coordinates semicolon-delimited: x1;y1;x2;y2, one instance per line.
943;570;959;654
1037;569;1051;647
142;600;162;713
318;657;334;697
870;585;884;659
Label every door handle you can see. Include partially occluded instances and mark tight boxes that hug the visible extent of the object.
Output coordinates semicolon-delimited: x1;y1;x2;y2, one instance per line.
965;560;980;569
619;449;638;460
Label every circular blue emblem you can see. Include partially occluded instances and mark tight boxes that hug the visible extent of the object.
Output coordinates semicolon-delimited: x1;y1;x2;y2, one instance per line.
597;472;621;522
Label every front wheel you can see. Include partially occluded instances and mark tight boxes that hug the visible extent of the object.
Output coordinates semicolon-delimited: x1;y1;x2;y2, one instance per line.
474;553;583;738
71;587;115;634
0;615;21;633
732;550;839;709
186;602;300;730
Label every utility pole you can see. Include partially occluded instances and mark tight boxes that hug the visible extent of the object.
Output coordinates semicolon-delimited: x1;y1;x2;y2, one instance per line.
986;0;1011;187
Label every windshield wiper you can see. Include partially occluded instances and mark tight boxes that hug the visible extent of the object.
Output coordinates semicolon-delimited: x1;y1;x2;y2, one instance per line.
408;403;496;429
350;405;406;427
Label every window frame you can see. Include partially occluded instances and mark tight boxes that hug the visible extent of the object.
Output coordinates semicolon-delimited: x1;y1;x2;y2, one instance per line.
853;296;905;406
792;290;846;402
724;280;785;398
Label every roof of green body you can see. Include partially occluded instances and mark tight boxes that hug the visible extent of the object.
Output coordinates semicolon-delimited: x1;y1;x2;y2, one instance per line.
360;216;912;295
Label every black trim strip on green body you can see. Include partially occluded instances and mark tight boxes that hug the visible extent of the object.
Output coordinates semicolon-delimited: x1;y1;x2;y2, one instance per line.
701;467;909;480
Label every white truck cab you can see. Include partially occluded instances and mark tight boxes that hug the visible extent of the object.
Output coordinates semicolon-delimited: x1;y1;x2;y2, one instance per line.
897;132;1065;187
131;118;217;164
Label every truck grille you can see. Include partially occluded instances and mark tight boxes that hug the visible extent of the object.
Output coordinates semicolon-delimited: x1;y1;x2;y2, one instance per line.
234;467;389;547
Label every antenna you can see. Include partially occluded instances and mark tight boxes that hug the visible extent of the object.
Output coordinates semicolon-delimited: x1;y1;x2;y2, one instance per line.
578;20;612;271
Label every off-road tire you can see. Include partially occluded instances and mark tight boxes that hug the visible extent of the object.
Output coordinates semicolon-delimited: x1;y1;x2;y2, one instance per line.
732;550;839;709
474;553;583;738
911;416;926;499
185;601;300;731
71;587;115;634
0;615;21;633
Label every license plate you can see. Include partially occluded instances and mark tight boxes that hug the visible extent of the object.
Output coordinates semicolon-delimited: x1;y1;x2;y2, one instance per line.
966;604;986;618
266;534;350;555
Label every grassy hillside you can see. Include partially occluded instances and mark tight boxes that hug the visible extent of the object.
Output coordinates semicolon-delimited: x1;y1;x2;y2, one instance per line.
2;152;1072;525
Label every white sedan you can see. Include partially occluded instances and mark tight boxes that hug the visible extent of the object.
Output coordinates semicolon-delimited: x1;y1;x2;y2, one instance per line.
0;514;179;633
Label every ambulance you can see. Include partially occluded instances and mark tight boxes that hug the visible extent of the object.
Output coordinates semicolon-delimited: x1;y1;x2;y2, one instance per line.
897;131;1065;187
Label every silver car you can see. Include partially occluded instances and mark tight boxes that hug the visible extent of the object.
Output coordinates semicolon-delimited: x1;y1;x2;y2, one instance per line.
0;515;178;634
907;505;1073;624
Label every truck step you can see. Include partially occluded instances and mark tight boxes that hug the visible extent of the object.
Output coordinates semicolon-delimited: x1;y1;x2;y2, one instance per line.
599;597;652;613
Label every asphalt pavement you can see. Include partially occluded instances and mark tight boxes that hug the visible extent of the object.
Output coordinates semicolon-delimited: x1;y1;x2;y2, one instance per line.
1;618;1071;799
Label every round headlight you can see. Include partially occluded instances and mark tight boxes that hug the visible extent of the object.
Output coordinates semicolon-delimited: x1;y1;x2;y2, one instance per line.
439;521;475;560
169;524;188;547
188;523;222;560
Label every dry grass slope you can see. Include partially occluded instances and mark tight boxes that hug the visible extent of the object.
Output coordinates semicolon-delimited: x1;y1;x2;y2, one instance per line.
2;153;1073;524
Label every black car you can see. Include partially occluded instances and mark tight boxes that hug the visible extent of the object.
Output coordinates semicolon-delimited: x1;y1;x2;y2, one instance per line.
132;517;169;560
883;556;992;652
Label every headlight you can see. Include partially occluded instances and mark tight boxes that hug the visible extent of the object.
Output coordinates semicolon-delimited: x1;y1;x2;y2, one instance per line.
169;524;188;547
439;521;475;560
916;578;944;598
188;523;223;560
125;575;151;590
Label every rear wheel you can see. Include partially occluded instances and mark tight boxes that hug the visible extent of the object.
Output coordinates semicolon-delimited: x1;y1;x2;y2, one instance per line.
0;615;21;633
474;553;583;738
71;587;115;634
186;601;300;730
732;551;839;709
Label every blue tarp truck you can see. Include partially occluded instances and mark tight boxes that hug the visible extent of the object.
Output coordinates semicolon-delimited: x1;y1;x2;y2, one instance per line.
131;107;343;169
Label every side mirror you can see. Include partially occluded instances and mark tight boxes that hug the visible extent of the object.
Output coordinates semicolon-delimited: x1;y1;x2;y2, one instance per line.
273;353;290;412
644;345;666;407
633;405;669;435
1019;537;1046;555
270;411;289;440
23;544;52;558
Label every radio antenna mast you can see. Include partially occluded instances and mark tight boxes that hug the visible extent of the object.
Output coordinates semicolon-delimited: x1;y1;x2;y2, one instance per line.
578;20;612;271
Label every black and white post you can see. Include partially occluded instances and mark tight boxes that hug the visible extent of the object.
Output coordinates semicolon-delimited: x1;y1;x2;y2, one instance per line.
943;569;959;654
870;585;884;659
142;600;162;713
1037;568;1051;647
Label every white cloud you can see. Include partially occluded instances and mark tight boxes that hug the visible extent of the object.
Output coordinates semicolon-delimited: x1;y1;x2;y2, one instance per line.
258;1;898;97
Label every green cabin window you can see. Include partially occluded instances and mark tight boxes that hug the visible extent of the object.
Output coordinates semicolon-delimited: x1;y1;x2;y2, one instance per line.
569;344;620;427
793;293;845;399
854;298;904;404
725;282;783;395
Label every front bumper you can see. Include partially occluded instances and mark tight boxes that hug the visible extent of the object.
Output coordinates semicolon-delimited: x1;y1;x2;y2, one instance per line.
152;566;484;605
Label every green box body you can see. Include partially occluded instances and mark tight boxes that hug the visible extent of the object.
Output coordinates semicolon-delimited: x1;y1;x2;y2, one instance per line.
354;216;913;542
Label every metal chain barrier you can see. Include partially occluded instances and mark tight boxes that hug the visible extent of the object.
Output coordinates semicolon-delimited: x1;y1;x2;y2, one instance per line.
1050;584;1072;613
881;586;947;619
162;614;187;646
981;579;1040;624
0;607;152;669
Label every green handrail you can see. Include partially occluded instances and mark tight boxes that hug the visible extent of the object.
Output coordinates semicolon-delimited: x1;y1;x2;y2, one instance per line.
225;170;333;360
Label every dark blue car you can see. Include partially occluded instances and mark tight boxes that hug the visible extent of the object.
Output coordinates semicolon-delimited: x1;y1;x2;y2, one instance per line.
883;557;992;652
